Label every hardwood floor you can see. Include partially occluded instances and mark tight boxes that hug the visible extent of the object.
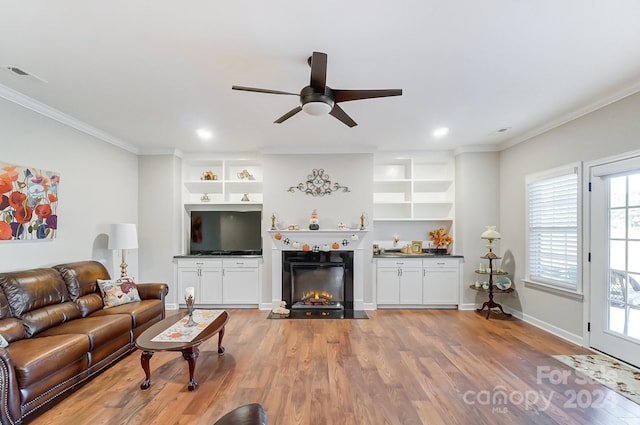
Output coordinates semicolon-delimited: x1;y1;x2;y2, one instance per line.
29;309;640;425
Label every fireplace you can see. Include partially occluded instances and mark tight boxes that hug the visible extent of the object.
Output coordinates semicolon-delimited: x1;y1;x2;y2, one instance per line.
282;251;354;312
268;230;368;317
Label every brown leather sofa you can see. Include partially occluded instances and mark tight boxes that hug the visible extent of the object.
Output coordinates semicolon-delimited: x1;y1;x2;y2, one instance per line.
0;260;168;425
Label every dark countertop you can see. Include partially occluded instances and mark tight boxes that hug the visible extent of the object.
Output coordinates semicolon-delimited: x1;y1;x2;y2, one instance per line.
174;254;263;259
374;252;464;259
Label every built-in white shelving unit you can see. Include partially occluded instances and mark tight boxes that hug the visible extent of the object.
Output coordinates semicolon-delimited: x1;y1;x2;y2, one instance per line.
182;158;263;206
373;157;454;221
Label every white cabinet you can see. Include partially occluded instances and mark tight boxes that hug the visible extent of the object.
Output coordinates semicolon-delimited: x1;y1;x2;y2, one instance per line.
373;156;454;221
176;257;261;306
176;259;223;305
222;258;260;304
422;258;460;306
376;257;462;308
376;258;423;305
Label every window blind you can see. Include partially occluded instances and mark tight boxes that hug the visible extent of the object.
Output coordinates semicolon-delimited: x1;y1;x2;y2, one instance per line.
527;170;578;288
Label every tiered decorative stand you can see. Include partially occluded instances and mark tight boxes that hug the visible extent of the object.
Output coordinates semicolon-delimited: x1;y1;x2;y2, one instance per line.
472;231;513;319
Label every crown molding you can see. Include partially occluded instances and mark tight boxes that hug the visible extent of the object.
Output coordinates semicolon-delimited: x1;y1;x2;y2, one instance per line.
453;145;501;155
138;148;184;157
0;83;139;154
499;78;640;151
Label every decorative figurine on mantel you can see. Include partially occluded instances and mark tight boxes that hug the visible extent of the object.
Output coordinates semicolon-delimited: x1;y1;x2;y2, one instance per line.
309;209;320;230
359;212;368;230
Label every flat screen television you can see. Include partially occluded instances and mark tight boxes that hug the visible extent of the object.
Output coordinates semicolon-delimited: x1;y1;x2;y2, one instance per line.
190;210;262;255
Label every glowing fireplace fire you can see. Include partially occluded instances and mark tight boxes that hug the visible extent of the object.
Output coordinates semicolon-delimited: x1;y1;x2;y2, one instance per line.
301;290;335;306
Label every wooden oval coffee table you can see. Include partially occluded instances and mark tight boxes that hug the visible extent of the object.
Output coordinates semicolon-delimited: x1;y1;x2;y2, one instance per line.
135;310;229;391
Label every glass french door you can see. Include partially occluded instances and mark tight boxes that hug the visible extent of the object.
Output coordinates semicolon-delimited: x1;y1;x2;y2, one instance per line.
589;156;640;367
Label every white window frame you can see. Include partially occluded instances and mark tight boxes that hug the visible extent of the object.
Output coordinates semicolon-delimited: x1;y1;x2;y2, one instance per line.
525;162;582;294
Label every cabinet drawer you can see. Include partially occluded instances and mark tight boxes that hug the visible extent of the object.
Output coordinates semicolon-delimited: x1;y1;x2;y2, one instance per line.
176;259;222;269
223;258;259;268
377;258;422;268
422;258;459;268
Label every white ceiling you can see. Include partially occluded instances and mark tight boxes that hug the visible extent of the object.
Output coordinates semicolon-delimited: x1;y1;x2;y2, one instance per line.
2;1;640;155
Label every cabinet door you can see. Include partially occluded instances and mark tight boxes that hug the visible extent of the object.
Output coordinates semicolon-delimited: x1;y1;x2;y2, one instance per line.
399;267;423;304
200;268;223;304
377;268;400;304
222;268;259;304
177;268;200;304
423;267;459;305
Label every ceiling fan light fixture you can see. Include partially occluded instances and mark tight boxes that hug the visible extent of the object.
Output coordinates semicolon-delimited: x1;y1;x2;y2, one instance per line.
302;101;333;116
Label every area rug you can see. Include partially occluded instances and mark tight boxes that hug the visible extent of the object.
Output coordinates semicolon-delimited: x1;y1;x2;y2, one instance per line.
553;354;640;405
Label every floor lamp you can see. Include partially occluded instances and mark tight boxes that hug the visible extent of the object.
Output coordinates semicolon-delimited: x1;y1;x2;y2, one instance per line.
108;223;138;278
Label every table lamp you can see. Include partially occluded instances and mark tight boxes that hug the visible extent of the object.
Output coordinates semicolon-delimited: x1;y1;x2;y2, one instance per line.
481;226;501;257
108;223;138;277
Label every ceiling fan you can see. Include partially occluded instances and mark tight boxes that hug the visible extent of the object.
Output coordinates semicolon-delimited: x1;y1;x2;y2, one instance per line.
232;52;402;127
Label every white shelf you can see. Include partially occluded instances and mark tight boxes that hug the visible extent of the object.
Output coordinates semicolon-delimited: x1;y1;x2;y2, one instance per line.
182;159;263;205
184;181;223;194
373;157;454;221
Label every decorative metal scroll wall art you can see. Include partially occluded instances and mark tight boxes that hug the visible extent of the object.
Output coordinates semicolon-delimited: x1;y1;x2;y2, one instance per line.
287;168;350;197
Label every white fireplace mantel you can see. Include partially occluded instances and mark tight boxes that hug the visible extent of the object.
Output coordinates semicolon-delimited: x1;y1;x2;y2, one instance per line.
268;229;368;310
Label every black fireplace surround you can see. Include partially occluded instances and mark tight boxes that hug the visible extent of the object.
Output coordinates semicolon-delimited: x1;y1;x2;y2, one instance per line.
282;251;354;312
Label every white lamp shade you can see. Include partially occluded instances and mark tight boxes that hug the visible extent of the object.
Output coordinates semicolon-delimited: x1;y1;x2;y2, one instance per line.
108;223;138;250
302;101;332;116
480;226;502;240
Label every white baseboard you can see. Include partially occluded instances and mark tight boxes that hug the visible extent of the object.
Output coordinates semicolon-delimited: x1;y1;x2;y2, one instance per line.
519;310;584;346
457;303;584;346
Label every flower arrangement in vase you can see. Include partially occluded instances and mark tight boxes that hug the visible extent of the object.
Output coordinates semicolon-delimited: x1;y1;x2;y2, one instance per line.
428;227;453;253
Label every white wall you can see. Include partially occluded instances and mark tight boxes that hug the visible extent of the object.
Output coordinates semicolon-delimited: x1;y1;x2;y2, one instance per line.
454;152;501;307
0;97;139;276
499;91;640;340
138;154;182;305
262;154;374;305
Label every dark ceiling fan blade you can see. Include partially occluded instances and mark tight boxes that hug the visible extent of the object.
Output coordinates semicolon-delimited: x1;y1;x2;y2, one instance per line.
274;106;303;123
232;85;298;96
309;52;328;91
329;104;357;128
333;89;403;103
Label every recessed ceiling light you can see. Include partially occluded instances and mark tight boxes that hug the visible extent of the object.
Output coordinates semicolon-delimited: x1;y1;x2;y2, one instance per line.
490;127;512;135
432;127;449;138
196;129;213;140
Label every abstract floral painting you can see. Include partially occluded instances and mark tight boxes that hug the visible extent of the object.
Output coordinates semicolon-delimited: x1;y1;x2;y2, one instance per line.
0;161;60;240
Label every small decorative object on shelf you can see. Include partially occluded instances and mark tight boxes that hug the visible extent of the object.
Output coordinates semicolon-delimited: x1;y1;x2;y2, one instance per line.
237;169;255;180
474;226;513;319
309;209;320;230
201;170;217;180
200;193;210;202
241;193;250;202
270;213;277;230
184;287;198;327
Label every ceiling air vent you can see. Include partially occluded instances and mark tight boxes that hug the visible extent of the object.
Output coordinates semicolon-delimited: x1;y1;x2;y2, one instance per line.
8;66;29;76
1;66;48;83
